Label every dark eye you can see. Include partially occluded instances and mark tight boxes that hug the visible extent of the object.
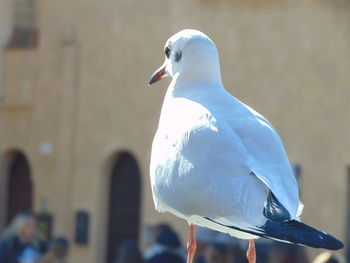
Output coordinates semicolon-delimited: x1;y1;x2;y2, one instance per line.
165;47;170;58
175;51;182;62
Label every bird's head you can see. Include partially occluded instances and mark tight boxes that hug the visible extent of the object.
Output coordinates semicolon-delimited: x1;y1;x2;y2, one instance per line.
149;29;222;86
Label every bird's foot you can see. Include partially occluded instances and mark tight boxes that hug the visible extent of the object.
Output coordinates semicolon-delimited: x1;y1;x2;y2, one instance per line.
186;224;197;263
187;238;197;255
246;240;256;263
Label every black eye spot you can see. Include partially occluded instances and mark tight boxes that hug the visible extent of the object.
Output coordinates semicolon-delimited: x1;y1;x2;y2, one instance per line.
175;51;182;62
165;47;170;58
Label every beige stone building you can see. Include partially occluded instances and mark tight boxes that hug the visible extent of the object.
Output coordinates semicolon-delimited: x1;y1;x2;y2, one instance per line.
0;0;349;262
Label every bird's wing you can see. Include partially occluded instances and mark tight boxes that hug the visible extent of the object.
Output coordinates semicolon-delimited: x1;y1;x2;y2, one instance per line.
222;98;300;218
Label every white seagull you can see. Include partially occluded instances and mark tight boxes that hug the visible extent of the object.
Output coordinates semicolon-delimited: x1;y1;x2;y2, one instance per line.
148;29;343;263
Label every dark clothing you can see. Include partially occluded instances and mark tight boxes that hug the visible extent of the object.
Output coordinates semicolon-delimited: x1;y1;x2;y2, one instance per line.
0;235;46;263
146;252;185;263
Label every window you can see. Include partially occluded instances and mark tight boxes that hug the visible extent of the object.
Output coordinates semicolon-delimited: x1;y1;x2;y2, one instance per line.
7;0;38;48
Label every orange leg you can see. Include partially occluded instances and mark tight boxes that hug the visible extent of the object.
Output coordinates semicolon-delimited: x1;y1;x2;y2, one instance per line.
246;240;256;263
186;224;197;263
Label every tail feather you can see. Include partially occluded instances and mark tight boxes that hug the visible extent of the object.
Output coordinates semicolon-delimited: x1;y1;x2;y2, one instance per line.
255;219;343;250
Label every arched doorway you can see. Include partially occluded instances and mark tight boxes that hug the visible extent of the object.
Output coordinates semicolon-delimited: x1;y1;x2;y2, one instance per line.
6;151;33;223
106;152;141;263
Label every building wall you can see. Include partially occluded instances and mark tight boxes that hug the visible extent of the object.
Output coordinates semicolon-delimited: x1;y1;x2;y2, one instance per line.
0;0;349;262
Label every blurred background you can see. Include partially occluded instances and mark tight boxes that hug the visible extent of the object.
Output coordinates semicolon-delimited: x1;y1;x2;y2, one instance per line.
0;0;349;262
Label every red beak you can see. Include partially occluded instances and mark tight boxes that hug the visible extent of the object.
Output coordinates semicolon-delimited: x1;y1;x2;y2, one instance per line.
149;64;167;85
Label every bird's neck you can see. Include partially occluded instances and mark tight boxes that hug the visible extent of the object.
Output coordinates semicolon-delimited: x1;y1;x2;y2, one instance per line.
167;72;224;99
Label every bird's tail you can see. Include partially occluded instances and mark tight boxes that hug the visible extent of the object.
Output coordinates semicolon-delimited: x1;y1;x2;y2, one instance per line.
256;219;343;250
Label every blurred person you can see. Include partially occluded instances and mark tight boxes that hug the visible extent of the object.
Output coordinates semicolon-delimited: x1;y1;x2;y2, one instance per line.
152;224;173;242
144;223;174;252
313;251;345;263
0;212;46;263
113;240;144;263
38;237;69;263
144;224;185;263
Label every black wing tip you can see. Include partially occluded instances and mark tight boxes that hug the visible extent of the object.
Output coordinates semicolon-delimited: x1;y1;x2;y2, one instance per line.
310;229;344;250
323;236;344;250
261;220;344;250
